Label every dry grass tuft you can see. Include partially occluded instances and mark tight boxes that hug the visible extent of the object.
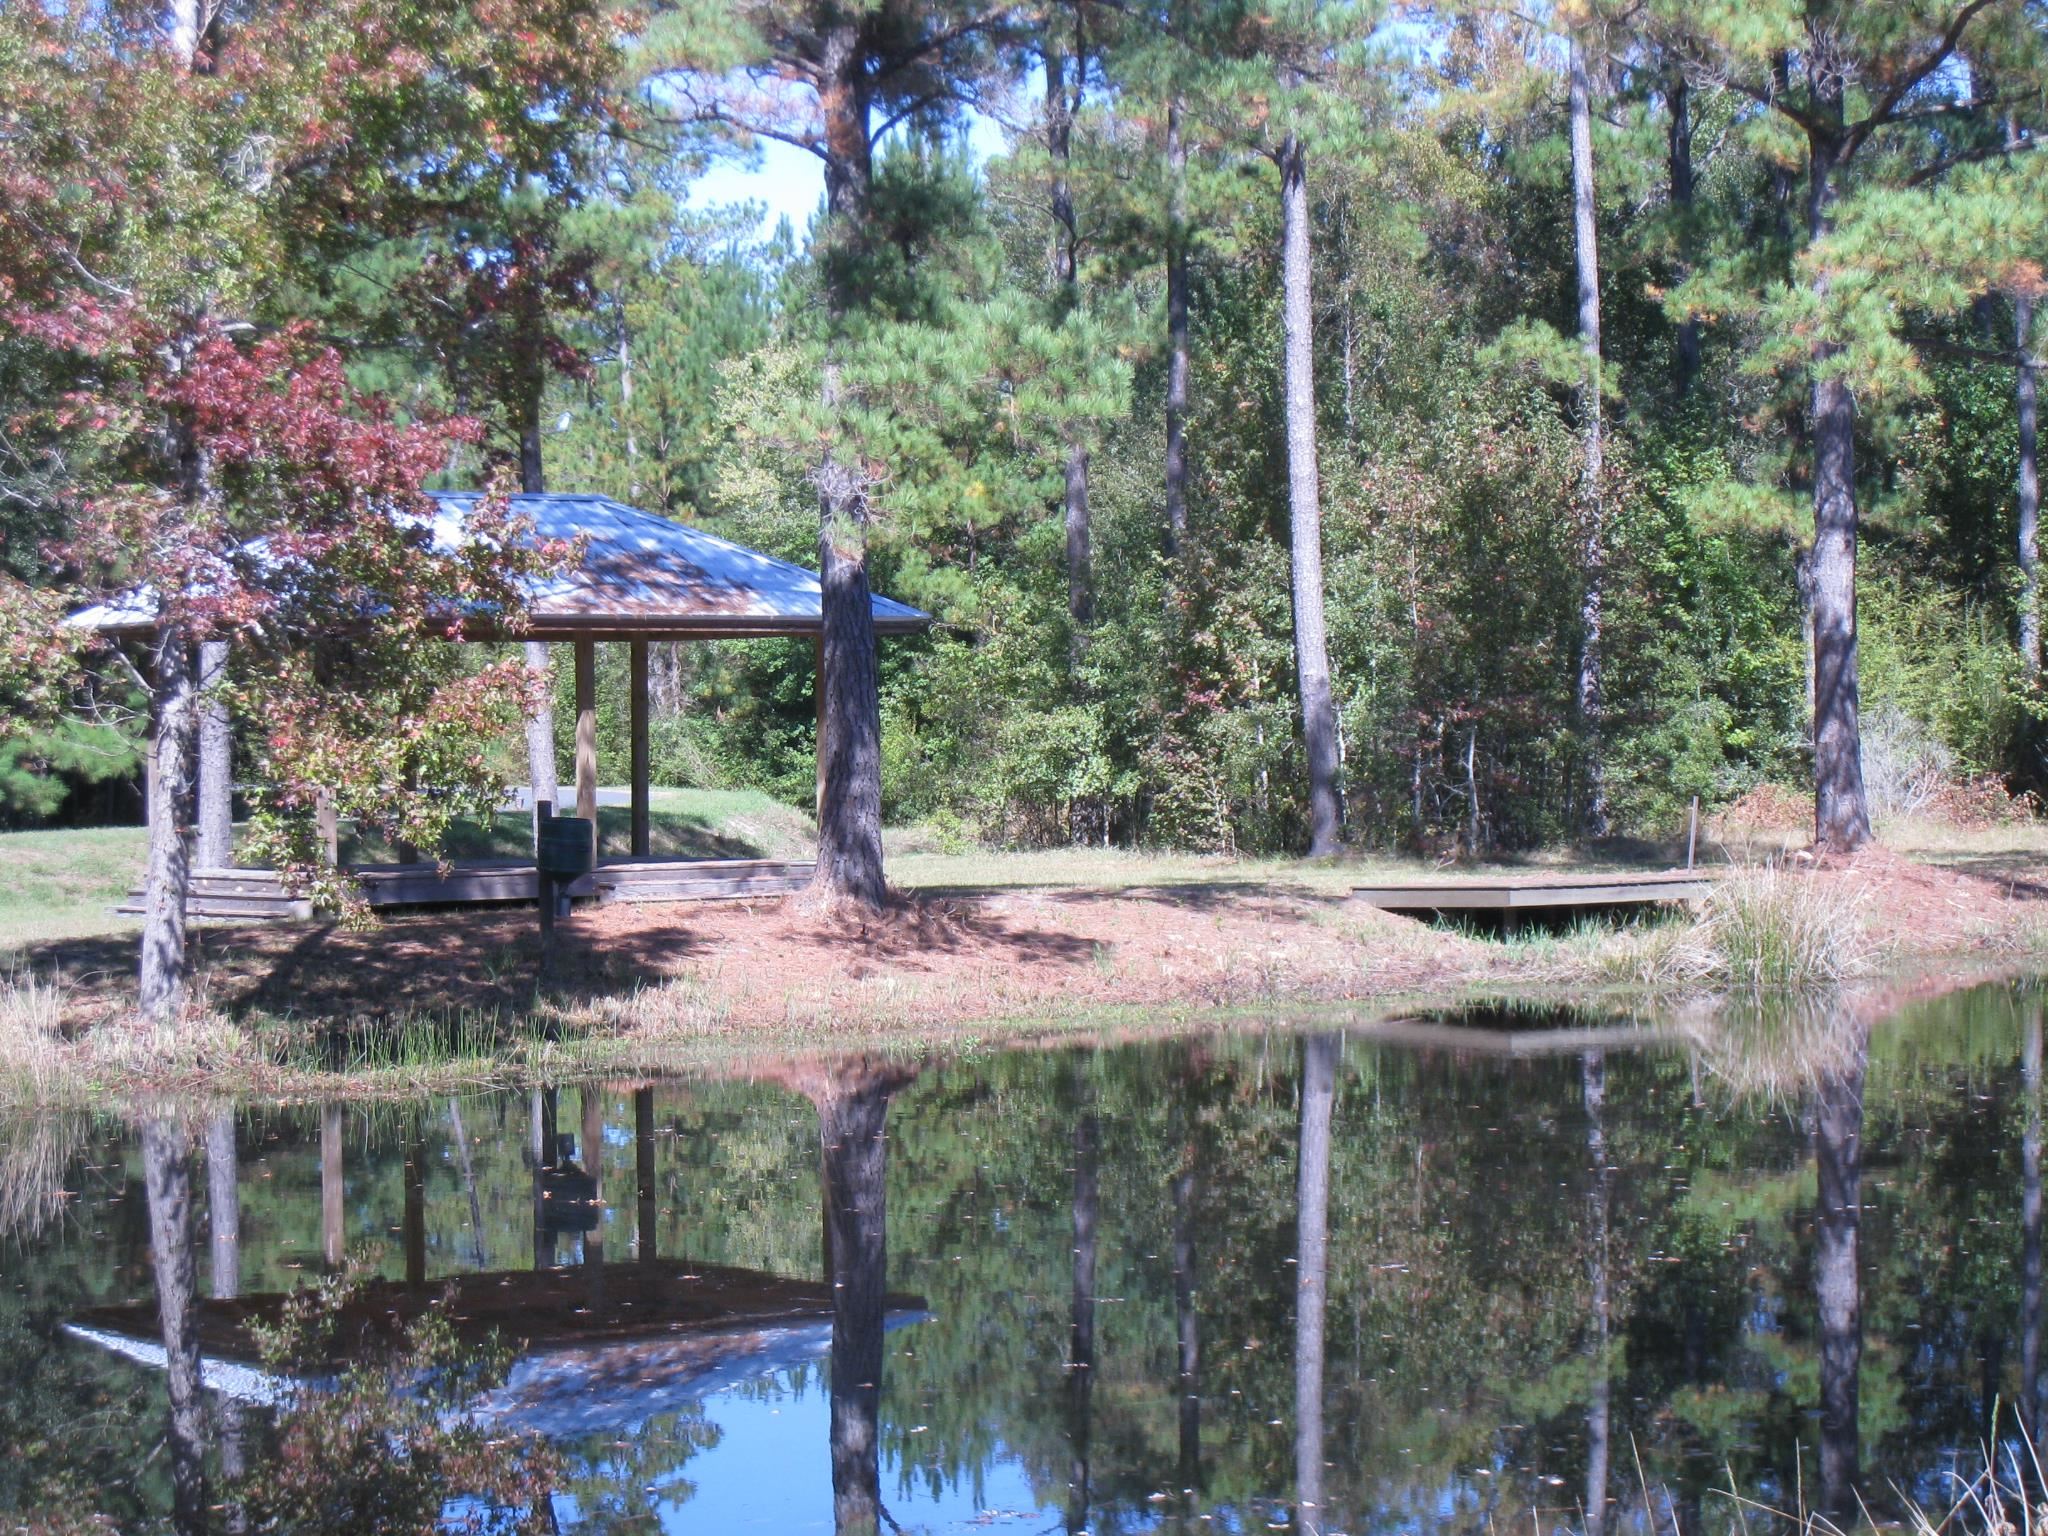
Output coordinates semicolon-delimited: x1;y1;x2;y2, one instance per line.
0;967;69;1096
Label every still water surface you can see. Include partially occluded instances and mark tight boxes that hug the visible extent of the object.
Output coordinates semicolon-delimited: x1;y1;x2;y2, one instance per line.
3;982;2044;1533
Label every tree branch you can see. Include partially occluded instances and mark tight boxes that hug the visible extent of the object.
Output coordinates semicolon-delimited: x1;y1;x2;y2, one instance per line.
1843;0;2001;155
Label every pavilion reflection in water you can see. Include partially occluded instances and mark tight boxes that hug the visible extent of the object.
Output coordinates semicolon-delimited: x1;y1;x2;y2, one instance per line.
69;1076;925;1465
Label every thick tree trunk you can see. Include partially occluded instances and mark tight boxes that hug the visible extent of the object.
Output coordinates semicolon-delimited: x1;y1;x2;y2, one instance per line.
2020;292;2040;677
810;19;888;910
1569;37;1608;840
820;1080;893;1536
1293;1034;1335;1536
1066;1108;1099;1535
144;1120;207;1535
1278;129;1343;857
1667;68;1700;397
520;420;558;843
196;639;232;869
1048;35;1093;665
1814;1032;1868;1520
1806;88;1873;849
1582;1051;1612;1536
1164;94;1191;558
141;633;198;1023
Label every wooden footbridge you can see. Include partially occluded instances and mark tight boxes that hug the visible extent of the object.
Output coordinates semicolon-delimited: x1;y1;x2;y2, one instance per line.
1351;869;1712;924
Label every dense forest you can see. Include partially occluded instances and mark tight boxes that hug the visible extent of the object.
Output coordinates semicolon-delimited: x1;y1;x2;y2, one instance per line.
3;0;2045;940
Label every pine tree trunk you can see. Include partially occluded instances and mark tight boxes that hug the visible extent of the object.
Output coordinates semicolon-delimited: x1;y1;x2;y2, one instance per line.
810;17;888;909
1048;36;1093;666
141;631;198;1023
1667;68;1701;397
1293;1034;1335;1536
520;416;558;840
143;1120;207;1535
2020;292;2040;677
1805;117;1873;851
1165;93;1191;557
1569;38;1608;839
1814;1032;1868;1519
1278;129;1342;857
196;639;232;869
820;1080;891;1536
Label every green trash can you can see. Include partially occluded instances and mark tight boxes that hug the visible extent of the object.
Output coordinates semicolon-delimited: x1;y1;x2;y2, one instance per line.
537;816;596;880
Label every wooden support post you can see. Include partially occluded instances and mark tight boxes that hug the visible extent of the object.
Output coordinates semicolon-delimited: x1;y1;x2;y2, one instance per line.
574;640;598;856
535;798;555;972
814;632;827;829
630;640;650;858
315;790;339;869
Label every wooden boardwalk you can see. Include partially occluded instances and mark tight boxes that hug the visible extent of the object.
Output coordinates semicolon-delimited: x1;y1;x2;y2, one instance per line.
121;856;816;921
1351;869;1712;917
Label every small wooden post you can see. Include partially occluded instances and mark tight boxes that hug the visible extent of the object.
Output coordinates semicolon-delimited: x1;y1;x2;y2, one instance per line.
813;632;828;828
574;639;598;857
535;798;555;969
315;789;339;869
629;640;650;858
1686;796;1700;871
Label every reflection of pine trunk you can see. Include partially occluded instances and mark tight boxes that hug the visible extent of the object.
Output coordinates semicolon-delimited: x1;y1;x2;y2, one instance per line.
1813;1034;1868;1519
403;1127;427;1290
207;1111;245;1522
1173;1154;1201;1500
145;1120;208;1535
636;1087;658;1267
1295;1035;1336;1536
321;1102;344;1270
1582;1052;1611;1536
2023;1005;2043;1456
1066;1109;1100;1535
449;1098;488;1269
821;1082;893;1536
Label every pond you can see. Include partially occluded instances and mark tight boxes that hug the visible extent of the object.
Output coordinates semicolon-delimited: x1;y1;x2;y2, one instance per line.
2;980;2043;1534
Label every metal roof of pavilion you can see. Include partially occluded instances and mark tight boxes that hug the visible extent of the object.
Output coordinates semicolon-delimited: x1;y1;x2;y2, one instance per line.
64;491;930;641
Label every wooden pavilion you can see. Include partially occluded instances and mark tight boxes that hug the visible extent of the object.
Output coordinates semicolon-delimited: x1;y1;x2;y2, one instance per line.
69;491;929;917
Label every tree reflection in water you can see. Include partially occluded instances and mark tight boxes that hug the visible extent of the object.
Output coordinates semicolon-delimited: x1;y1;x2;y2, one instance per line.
1295;1034;1335;1536
1812;1023;1868;1521
142;1119;206;1535
1584;1050;1612;1536
812;1059;917;1536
